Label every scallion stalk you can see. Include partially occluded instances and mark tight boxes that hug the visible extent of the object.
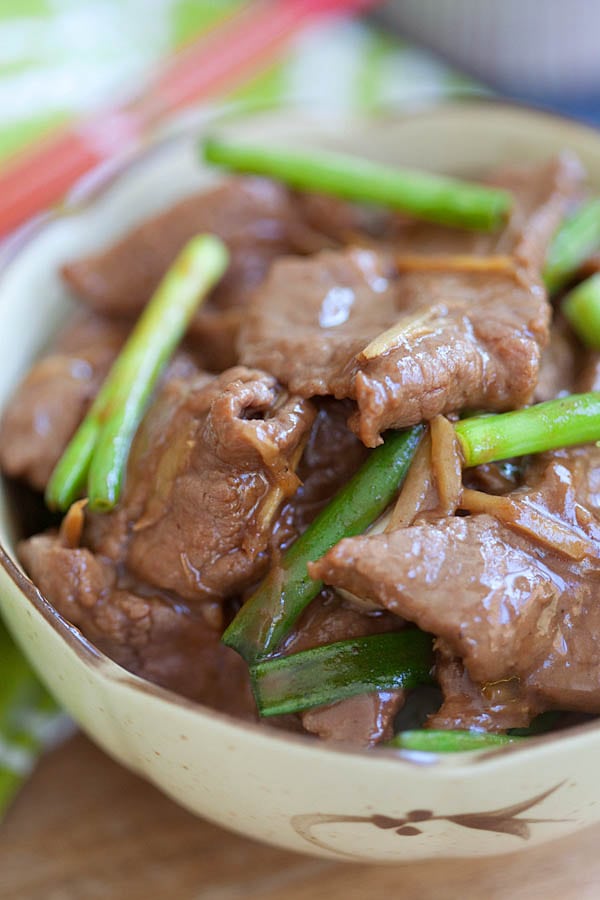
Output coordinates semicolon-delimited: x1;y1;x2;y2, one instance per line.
203;137;511;231
455;392;600;468
544;198;600;294
562;273;600;349
389;730;524;753
46;234;229;512
251;631;434;717
223;426;424;663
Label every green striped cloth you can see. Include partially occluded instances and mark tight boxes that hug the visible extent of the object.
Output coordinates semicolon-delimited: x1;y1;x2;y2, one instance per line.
0;0;480;816
0;621;70;810
0;0;483;163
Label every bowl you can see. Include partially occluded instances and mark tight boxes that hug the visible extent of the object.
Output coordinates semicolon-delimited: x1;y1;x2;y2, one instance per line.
379;0;600;103
2;103;600;863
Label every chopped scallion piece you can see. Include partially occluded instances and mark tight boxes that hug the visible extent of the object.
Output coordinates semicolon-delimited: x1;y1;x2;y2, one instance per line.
455;393;600;468
389;729;524;753
251;631;434;717
223;426;424;663
46;234;229;512
203;137;512;231
544;199;600;294
562;273;600;349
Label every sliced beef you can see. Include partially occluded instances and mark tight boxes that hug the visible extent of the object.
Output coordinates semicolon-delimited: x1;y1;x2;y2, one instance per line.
62;177;321;317
89;367;315;605
240;156;582;444
284;591;405;747
272;399;368;550
241;247;549;445
51;310;128;354
62;177;334;371
18;533;256;716
294;191;402;244
533;314;580;402
577;351;600;392
240;248;396;398
0;313;127;490
312;446;600;721
393;154;583;271
464;460;524;496
487;154;584;269
302;692;403;746
348;263;549;444
295;156;582;267
478;153;583;271
463;317;579;497
428;646;541;732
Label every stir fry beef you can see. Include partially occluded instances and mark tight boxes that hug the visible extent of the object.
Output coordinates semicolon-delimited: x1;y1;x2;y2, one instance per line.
350;264;549;445
391;154;583;269
273;399;368;548
18;534;256;715
240;156;582;445
464;461;523;497
577;351;600;392
82;356;208;563
241;247;549;446
312;445;600;725
533;314;580;402
62;176;320;316
462;320;581;497
91;367;315;605
241;247;397;399
6;147;600;746
295;155;582;261
0;313;127;491
284;590;405;746
302;691;403;746
51;309;129;355
293;191;403;244
16;364;315;714
476;154;583;270
429;647;541;732
62;177;336;371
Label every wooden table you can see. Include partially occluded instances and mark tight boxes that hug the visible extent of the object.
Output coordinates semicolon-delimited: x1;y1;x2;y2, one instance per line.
1;734;600;899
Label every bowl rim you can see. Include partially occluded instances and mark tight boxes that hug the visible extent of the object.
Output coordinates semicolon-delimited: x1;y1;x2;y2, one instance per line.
3;98;600;769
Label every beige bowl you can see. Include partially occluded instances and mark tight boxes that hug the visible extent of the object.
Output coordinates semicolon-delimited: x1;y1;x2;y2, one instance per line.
2;104;600;863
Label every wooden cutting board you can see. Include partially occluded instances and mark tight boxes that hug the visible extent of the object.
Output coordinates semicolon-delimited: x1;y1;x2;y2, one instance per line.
1;733;600;899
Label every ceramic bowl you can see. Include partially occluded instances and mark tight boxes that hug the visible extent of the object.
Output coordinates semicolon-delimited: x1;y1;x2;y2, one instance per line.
2;104;600;863
380;0;600;100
